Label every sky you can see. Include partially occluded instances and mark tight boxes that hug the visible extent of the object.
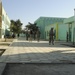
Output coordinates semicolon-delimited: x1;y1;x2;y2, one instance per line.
2;0;75;28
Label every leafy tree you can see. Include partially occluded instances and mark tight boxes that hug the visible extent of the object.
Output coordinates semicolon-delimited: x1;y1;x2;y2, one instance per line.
25;22;38;40
15;19;23;33
25;22;38;31
10;19;23;34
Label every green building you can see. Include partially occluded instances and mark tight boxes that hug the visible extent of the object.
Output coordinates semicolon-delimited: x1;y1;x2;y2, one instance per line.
34;17;65;40
45;22;68;41
34;15;75;44
64;16;75;43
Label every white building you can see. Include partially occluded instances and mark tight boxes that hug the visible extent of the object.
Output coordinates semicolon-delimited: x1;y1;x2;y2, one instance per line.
0;2;11;38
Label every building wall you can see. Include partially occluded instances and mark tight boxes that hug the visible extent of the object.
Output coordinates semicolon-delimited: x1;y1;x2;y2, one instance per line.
64;16;75;43
2;7;10;38
58;23;68;41
45;23;57;40
34;17;45;39
0;2;2;38
45;22;68;41
35;16;75;42
34;17;66;40
70;22;75;43
0;3;10;38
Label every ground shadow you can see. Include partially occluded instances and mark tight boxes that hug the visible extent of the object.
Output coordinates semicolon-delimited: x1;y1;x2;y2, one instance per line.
10;41;75;48
1;49;75;75
1;38;75;75
0;49;75;63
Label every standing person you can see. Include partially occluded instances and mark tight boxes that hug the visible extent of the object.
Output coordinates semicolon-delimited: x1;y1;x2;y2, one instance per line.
66;32;69;42
26;31;29;40
33;31;36;40
25;31;28;40
49;28;55;45
17;33;19;38
36;29;41;42
29;29;33;42
12;33;15;38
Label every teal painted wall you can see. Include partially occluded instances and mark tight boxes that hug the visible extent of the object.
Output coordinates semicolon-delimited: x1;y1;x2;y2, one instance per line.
45;22;68;41
35;16;75;43
45;16;75;43
34;17;65;40
58;23;68;41
71;22;75;42
64;16;74;23
45;23;56;40
34;17;45;39
64;16;75;43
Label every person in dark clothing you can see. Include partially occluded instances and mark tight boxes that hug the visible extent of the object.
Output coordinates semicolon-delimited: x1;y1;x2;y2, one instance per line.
66;32;69;42
26;31;29;40
36;29;41;42
29;30;33;42
49;28;55;45
33;31;36;40
17;34;19;38
12;33;15;38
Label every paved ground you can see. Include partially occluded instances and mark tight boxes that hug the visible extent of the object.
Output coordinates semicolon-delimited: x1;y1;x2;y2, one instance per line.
0;42;12;50
0;42;11;75
0;37;75;75
2;63;75;75
0;38;75;63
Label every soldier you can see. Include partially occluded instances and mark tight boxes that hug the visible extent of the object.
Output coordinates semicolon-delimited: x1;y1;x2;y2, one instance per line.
49;28;55;45
66;32;69;42
36;29;41;42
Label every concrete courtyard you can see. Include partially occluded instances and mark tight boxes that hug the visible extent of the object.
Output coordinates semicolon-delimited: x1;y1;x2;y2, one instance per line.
0;37;75;75
0;37;75;63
